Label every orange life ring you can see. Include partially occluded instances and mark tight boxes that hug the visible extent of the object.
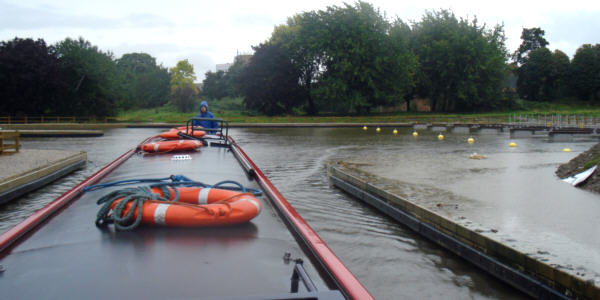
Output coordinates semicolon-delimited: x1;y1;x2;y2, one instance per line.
141;140;202;153
110;187;262;227
159;127;206;139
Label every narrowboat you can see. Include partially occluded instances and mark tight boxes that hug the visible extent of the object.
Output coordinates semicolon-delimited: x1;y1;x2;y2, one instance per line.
0;119;372;300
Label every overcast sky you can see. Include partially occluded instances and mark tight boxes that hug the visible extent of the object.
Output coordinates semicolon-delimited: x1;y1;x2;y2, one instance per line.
2;0;599;80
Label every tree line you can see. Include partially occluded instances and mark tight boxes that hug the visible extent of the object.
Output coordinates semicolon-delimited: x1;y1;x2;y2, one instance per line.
0;37;178;117
2;1;599;117
513;28;600;102
203;1;600;115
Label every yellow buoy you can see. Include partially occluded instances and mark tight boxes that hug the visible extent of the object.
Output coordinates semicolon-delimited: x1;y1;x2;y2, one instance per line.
363;126;368;131
509;142;517;147
563;148;571;152
393;129;398;135
467;137;475;144
438;133;444;140
412;131;419;137
376;127;381;133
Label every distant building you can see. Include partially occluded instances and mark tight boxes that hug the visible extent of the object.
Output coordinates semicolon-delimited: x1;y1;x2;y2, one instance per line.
215;53;252;72
215;63;232;72
235;54;252;65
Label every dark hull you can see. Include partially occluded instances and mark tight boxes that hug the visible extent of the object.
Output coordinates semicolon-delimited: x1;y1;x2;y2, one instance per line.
0;135;372;299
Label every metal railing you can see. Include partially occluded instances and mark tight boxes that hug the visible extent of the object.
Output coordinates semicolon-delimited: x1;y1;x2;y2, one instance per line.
0;116;118;124
178;118;230;147
508;114;600;129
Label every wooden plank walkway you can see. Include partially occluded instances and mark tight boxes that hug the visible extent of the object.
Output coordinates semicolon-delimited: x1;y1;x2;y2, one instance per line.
0;149;86;204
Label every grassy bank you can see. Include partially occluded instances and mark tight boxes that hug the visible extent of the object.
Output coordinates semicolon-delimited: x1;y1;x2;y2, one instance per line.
116;97;600;124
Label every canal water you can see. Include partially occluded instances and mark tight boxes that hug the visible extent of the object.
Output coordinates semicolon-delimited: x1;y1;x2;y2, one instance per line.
2;127;598;299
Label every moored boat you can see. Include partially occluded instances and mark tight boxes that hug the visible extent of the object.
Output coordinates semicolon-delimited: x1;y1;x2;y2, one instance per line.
0;119;372;299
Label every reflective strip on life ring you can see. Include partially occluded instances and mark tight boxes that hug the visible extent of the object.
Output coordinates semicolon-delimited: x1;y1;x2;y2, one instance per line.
154;187;260;213
197;188;211;204
239;197;261;213
153;203;170;225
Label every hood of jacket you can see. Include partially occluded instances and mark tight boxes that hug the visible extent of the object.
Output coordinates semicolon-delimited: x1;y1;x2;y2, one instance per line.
200;101;209;112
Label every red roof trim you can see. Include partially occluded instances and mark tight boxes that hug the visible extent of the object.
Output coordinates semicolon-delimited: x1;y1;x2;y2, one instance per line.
229;136;373;300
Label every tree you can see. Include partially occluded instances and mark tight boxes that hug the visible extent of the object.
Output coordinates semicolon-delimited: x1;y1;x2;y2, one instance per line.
516;47;554;101
202;70;228;100
390;19;417;111
201;55;249;100
55;37;121;117
225;55;250;97
170;85;198;113
516;48;571;102
0;38;65;115
271;12;325;114
116;52;170;109
512;27;549;66
314;1;416;113
169;59;198;112
410;10;508;112
569;44;600;101
270;1;416;114
549;50;570;99
238;43;303;115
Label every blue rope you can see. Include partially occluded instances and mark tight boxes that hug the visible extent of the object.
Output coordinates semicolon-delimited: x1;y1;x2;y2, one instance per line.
84;177;175;192
213;180;247;193
85;175;262;196
149;181;262;196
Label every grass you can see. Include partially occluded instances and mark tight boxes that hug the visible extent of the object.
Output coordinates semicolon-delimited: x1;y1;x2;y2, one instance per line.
583;157;600;170
116;97;600;124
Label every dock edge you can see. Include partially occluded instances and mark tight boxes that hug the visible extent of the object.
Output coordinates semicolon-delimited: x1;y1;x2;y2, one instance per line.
0;152;87;204
328;164;599;300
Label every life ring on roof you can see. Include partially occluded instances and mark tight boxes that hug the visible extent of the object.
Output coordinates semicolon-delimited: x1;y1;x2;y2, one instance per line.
140;140;202;153
159;127;206;139
97;186;262;229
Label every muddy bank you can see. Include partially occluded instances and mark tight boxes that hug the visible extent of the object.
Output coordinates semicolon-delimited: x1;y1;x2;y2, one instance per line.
556;143;600;193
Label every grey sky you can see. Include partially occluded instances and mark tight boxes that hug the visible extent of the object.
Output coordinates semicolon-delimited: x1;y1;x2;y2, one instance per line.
1;0;599;80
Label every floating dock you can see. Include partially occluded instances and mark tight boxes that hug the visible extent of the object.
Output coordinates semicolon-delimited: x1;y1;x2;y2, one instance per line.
0;149;86;204
328;163;599;299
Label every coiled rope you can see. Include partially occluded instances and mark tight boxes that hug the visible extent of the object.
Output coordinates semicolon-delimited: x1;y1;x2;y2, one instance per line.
95;186;164;230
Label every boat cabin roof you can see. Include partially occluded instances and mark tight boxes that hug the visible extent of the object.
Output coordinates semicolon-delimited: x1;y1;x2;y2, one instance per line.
0;140;346;299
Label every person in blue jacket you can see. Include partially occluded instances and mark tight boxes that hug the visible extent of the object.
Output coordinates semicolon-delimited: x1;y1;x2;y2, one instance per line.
193;101;218;133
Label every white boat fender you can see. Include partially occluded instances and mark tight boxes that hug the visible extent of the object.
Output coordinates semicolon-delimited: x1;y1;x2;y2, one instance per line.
562;165;597;186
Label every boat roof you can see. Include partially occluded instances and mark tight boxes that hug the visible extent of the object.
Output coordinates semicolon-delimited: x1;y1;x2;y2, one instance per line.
0;131;358;299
